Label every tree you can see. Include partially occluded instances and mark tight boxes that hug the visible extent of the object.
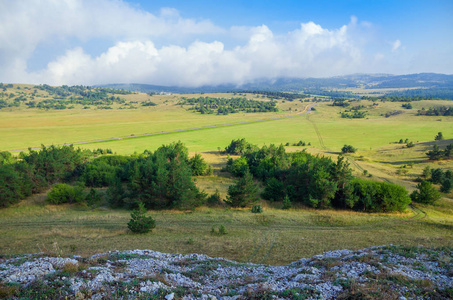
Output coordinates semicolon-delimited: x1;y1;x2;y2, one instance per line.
435;132;444;141
422;166;431;179
440;178;452;193
226;170;258;207
188;153;208;176
128;202;156;233
410;180;441;204
341;145;357;154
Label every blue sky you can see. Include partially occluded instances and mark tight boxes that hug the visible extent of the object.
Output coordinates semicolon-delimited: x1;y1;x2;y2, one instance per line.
0;0;451;86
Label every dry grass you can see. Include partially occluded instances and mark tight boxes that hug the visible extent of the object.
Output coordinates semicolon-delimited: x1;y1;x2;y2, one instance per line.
1;196;452;265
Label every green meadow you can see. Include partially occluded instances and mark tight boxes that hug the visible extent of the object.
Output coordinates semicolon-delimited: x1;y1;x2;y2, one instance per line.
1;84;452;264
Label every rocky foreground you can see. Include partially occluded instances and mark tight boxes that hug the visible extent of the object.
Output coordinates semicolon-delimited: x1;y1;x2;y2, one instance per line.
0;245;452;299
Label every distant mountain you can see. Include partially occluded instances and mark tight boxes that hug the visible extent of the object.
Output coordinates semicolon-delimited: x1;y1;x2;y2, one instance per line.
97;73;453;99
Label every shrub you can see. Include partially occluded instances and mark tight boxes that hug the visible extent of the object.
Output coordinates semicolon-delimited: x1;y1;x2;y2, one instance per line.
46;183;85;204
188;153;209;176
218;225;227;235
341;145;357;153
251;205;263;213
127;202;156;233
207;189;222;206
282;195;292;209
410;181;441;205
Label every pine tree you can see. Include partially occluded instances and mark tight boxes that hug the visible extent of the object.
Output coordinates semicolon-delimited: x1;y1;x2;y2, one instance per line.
226;170;258;207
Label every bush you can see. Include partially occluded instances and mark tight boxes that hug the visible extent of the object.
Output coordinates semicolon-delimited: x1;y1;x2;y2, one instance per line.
410;180;441;205
46;183;85;204
282;195;292;209
218;225;227;235
207;189;222;206
341;145;357;153
188;153;209;176
251;205;263;213
127;202;156;233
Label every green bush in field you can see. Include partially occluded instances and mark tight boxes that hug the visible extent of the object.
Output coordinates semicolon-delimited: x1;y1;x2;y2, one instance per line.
341;144;357;153
188;153;209;176
46;183;85;204
251;204;263;213
218;224;227;235
282;195;292;209
128;202;156;233
410;180;441;205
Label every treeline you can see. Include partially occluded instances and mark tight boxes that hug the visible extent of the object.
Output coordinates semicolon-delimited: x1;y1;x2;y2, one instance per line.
179;97;278;115
303;89;358;98
0;84;138;110
385;88;453;100
417;106;453;116
224;139;411;212
0;146;90;207
35;85;132;97
244;91;309;101
0;143;211;210
361;95;435;102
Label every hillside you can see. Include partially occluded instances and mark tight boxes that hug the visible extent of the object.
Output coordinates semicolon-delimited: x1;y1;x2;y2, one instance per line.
98;73;453;99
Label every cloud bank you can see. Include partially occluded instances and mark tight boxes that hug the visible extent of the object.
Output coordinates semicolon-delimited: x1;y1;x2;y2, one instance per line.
0;0;444;87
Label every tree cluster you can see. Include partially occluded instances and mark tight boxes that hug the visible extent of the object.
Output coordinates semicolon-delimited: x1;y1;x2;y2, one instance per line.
417;106;453;116
424;167;453;193
1;142;210;210
426;144;453;160
179;96;278;115
246;91;309;101
224;140;411;212
0;146;89;207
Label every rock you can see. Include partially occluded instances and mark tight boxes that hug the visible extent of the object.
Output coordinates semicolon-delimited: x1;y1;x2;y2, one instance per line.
165;292;175;300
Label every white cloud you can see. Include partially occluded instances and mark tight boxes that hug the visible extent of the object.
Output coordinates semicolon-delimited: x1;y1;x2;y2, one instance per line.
392;39;402;52
26;19;367;86
0;0;222;83
1;0;435;86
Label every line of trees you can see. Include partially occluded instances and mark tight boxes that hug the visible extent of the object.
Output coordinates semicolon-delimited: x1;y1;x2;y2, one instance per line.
223;140;411;212
417;106;453;116
0;146;89;207
0;142;211;209
179;96;278;115
245;91;309;101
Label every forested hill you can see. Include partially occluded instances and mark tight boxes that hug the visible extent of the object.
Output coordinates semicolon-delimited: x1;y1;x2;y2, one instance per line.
98;73;453;99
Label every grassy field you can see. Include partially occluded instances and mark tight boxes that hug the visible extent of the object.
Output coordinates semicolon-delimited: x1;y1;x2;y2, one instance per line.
0;195;452;266
1;86;453;264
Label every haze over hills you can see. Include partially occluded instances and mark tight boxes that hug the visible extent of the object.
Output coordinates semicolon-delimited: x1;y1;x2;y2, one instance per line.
98;73;453;99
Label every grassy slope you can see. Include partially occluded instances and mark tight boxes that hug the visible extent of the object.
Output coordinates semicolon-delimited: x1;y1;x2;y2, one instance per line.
1;195;452;265
1;86;453;265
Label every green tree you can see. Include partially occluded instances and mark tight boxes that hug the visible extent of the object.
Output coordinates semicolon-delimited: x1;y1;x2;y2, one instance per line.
226;170;258;207
341;144;357;154
410;180;441;204
422;166;431;179
188;153;208;176
127;202;156;233
435;132;444;141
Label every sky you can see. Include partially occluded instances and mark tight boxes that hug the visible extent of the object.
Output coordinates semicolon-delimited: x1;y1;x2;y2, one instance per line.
0;0;452;87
